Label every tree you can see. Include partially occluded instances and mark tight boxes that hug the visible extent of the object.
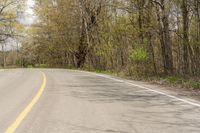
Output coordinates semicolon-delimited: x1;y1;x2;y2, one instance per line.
21;0;200;78
0;0;24;67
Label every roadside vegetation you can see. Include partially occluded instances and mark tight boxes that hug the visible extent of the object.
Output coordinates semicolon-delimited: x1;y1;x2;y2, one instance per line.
0;0;25;68
0;0;200;90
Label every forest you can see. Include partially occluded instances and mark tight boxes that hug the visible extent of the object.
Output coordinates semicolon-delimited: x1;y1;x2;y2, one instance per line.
1;0;200;86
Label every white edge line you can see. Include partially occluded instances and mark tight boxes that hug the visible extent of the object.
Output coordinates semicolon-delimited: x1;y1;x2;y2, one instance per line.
76;70;200;108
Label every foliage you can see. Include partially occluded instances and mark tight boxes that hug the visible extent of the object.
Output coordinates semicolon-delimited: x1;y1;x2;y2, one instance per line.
16;0;200;81
130;47;149;62
166;76;185;84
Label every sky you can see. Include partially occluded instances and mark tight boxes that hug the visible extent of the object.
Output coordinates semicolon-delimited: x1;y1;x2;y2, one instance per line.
21;0;35;25
27;0;35;14
1;0;36;51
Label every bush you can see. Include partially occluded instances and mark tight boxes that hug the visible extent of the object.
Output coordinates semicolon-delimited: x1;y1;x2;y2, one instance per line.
190;82;200;89
166;76;184;84
130;47;149;62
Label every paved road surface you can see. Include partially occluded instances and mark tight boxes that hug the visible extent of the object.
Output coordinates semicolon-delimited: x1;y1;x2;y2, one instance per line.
0;69;200;133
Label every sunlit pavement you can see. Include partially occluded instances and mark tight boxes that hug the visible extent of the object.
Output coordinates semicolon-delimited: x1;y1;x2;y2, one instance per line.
0;69;200;133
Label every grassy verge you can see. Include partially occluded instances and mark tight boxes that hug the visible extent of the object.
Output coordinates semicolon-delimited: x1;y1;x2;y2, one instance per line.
83;68;200;90
27;64;49;68
5;65;199;90
163;76;200;90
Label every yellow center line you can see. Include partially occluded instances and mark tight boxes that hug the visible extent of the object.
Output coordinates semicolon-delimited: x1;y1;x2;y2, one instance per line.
5;71;47;133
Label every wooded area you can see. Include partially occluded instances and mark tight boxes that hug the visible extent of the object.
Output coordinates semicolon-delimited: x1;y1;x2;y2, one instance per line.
0;0;24;67
1;0;200;78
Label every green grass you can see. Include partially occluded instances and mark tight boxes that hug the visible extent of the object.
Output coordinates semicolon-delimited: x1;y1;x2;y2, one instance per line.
90;69;200;90
163;75;200;89
35;64;49;68
27;65;34;68
190;81;200;90
165;76;185;84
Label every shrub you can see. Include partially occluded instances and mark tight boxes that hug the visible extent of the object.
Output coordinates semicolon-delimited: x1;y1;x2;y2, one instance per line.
130;47;149;62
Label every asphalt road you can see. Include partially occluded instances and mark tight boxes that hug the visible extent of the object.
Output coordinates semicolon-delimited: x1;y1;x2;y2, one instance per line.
0;69;200;133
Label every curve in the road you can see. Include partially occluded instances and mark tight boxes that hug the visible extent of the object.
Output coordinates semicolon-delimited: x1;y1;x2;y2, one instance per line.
4;71;47;133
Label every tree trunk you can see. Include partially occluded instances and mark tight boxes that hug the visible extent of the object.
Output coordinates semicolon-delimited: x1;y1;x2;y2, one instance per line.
76;18;88;68
156;0;173;75
182;0;191;75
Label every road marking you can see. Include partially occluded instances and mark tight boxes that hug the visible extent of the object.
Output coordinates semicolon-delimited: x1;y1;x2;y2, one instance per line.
77;70;200;108
5;71;47;133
